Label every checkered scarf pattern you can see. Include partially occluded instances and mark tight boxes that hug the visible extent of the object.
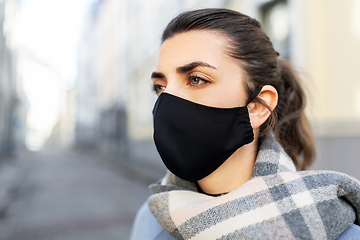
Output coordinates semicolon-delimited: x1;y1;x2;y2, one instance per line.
148;133;360;240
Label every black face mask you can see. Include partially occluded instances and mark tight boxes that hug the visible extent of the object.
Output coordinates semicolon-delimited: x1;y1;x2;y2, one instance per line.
152;87;262;182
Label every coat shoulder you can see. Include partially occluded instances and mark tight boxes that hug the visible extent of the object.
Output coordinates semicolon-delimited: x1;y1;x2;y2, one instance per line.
337;224;360;240
130;201;175;240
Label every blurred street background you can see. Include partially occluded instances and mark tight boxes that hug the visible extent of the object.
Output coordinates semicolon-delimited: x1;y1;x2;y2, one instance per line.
0;0;359;239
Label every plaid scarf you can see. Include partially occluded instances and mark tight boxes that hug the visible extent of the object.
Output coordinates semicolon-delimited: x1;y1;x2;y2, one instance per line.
148;133;360;240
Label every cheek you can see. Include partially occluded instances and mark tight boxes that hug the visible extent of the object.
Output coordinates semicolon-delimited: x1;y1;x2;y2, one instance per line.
215;84;247;108
211;62;248;108
192;81;247;108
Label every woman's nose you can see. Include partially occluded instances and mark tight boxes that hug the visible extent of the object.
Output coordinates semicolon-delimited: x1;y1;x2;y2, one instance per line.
162;78;190;101
163;82;181;97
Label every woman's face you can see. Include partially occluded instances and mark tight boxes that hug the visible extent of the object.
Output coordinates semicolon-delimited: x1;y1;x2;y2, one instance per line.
152;30;248;108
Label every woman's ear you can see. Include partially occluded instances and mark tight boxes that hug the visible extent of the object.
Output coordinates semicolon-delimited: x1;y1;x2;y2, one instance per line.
247;85;278;129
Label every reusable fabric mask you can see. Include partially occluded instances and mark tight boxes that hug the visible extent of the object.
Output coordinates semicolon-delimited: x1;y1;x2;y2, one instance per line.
152;87;262;182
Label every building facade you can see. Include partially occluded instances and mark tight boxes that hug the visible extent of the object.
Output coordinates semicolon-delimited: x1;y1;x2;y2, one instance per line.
0;0;21;158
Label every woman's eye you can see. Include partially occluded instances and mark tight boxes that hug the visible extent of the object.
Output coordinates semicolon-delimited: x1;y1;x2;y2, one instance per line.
152;84;165;94
188;75;209;86
191;77;201;85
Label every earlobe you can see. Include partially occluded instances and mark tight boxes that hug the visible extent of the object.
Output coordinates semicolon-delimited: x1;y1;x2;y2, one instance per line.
248;85;278;129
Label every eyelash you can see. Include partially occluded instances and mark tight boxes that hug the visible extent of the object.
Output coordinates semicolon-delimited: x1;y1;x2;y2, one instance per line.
151;74;210;94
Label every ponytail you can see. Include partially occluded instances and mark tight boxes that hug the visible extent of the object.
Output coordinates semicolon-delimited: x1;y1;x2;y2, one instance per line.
271;59;316;170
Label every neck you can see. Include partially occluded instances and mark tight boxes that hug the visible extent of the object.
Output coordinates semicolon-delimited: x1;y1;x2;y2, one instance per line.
197;139;258;195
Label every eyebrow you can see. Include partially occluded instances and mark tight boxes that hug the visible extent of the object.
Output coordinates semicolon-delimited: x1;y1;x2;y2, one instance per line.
151;72;165;79
176;61;216;73
151;61;216;79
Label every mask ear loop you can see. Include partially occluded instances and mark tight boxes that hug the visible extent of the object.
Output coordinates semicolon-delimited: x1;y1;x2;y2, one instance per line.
246;86;263;106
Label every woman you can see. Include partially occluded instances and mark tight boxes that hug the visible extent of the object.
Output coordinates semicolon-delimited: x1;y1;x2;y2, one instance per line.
130;8;360;240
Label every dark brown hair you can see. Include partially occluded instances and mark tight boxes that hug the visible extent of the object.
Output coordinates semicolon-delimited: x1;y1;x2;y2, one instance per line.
162;8;315;170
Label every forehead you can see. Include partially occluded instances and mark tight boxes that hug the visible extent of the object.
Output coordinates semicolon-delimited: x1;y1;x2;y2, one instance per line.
157;30;230;69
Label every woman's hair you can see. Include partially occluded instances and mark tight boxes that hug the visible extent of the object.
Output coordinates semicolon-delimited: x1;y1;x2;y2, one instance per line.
162;8;315;170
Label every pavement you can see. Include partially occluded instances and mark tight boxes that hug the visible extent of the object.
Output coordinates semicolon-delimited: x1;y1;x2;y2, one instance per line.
0;145;166;240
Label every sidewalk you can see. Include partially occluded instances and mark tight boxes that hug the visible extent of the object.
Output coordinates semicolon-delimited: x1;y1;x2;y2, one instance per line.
0;152;33;221
0;146;165;240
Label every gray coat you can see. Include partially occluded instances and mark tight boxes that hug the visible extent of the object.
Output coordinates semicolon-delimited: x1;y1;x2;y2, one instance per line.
130;201;174;240
130;200;360;240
